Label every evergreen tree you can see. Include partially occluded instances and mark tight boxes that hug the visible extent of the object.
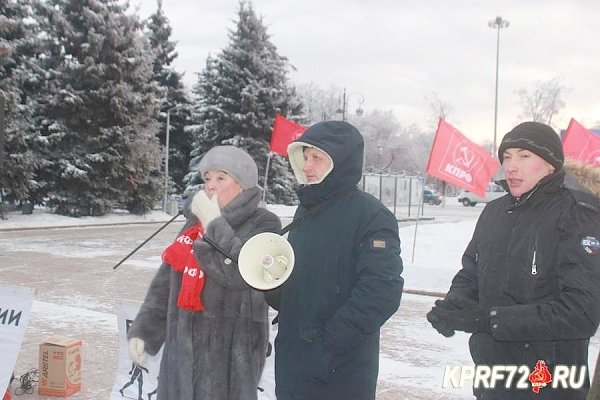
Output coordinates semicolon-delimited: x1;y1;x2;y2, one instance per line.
35;0;163;216
186;1;302;204
0;0;45;205
146;0;191;194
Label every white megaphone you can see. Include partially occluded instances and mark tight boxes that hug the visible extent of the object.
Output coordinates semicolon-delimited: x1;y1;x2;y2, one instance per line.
238;232;295;290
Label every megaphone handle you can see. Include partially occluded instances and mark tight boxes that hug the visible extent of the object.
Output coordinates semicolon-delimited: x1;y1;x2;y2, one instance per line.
202;236;238;264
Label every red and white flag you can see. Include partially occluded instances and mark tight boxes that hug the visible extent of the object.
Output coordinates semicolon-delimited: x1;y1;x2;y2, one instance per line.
269;114;306;157
426;119;500;198
562;118;600;166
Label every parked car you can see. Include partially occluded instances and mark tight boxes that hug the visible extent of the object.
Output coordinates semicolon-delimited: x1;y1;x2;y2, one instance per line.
458;183;507;206
423;189;442;205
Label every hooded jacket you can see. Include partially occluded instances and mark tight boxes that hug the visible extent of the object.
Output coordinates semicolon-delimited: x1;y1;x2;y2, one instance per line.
128;187;281;400
266;121;404;400
447;162;600;400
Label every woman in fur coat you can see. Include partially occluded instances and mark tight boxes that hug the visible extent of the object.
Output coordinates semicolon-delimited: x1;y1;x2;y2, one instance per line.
127;145;281;400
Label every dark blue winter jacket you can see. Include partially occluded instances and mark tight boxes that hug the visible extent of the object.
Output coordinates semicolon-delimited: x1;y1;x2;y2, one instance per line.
266;121;404;400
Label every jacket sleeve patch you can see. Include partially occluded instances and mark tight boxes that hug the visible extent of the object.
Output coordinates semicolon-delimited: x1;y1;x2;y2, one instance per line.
581;236;600;255
371;239;387;249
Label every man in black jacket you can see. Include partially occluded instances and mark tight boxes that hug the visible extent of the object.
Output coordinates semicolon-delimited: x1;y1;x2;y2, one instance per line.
427;121;600;399
265;121;404;400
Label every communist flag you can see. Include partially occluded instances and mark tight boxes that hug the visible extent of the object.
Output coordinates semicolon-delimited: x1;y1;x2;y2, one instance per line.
426;118;500;198
562;118;600;166
269;114;306;157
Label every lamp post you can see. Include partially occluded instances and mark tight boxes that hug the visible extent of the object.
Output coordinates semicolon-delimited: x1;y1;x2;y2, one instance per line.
336;87;366;168
336;87;365;122
163;104;186;212
488;16;509;156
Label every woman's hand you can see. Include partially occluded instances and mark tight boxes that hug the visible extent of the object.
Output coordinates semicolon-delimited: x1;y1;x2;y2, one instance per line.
191;190;221;228
128;337;147;366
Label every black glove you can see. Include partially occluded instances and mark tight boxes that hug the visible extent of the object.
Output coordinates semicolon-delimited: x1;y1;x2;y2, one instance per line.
426;297;461;337
433;296;491;334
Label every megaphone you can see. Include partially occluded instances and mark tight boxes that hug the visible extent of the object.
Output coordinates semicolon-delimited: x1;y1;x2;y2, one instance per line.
238;232;295;290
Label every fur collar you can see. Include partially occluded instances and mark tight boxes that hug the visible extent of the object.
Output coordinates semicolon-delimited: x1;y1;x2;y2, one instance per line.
218;187;261;228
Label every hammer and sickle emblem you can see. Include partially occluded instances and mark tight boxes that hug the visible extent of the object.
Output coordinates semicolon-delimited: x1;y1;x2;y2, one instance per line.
454;143;476;169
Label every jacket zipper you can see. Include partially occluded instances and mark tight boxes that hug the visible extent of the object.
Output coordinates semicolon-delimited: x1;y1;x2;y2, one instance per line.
531;232;539;275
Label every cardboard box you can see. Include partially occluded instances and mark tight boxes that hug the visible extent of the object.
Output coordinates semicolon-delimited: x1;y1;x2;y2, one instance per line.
39;335;82;397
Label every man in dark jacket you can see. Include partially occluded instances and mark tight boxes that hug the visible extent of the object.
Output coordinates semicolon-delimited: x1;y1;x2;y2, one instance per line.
427;121;600;399
265;121;404;400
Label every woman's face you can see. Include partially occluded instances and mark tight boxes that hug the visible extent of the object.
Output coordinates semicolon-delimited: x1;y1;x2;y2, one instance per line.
203;170;242;208
501;148;555;198
302;147;332;183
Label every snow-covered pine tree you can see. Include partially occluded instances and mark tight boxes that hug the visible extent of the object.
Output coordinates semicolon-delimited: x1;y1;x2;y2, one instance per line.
35;0;163;216
186;1;302;204
146;0;191;194
0;0;45;205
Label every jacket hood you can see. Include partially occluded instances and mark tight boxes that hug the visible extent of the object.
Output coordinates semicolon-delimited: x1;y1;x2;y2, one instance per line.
564;160;600;201
287;121;364;207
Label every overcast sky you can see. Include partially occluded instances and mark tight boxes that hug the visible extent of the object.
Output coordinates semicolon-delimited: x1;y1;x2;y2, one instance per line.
132;0;599;144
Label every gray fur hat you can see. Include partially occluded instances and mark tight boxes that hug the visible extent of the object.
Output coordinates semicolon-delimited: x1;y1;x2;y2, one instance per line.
199;145;258;189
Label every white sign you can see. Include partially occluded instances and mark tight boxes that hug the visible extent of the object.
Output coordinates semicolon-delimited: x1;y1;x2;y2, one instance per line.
109;301;162;400
0;284;34;395
257;322;276;400
109;300;277;400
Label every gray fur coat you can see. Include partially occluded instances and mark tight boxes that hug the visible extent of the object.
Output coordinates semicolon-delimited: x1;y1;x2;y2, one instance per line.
128;187;281;400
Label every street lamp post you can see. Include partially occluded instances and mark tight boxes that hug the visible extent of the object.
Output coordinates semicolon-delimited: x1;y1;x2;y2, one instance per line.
336;87;366;168
489;16;509;156
336;87;365;122
163;105;186;212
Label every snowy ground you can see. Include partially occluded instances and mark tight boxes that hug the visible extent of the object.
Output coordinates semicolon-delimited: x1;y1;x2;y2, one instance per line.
1;203;598;399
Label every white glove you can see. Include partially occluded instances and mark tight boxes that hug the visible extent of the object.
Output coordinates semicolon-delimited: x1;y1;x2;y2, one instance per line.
191;190;221;228
128;337;147;366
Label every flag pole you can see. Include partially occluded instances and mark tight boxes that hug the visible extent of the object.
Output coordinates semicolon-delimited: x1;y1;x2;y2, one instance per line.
411;178;425;263
262;152;272;204
113;211;182;269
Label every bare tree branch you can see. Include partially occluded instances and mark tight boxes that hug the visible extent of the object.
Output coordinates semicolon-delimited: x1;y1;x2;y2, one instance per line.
517;77;567;128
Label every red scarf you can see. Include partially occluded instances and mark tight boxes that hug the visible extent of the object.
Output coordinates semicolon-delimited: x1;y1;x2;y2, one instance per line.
161;224;206;311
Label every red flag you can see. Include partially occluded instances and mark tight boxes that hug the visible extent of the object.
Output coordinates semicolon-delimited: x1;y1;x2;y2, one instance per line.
562;118;600;166
426;119;500;198
269;114;306;156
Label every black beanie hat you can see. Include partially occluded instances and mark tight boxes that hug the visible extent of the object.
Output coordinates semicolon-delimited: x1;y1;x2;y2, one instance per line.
497;121;564;171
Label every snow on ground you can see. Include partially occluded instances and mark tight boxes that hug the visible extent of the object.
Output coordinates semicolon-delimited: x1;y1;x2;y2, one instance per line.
1;203;467;296
1;203;598;399
0;208;175;229
0;204;299;230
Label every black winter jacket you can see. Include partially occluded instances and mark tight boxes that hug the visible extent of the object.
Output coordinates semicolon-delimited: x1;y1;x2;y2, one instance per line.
266;121;404;400
448;170;600;399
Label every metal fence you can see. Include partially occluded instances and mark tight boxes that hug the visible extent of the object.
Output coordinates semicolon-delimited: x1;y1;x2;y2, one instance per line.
360;174;424;216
